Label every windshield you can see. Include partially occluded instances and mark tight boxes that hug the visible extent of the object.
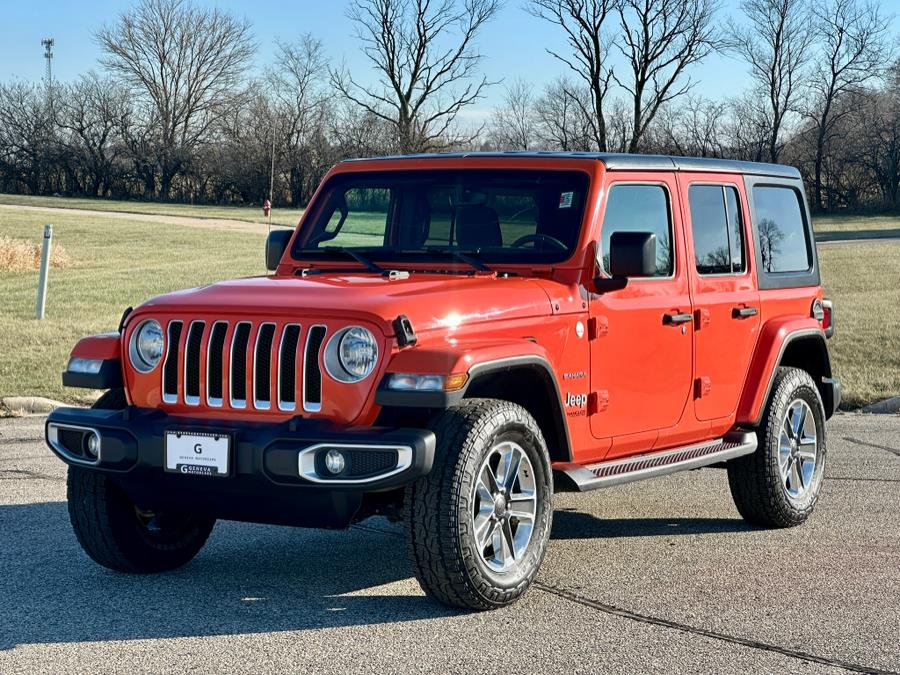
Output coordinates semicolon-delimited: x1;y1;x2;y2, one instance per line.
291;169;590;265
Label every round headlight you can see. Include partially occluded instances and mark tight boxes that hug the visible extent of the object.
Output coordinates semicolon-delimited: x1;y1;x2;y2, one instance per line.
326;326;378;382
129;319;164;373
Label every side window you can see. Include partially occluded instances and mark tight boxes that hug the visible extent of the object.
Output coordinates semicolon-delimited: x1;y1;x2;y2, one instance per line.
601;184;673;277
752;186;811;273
688;184;745;275
319;187;390;247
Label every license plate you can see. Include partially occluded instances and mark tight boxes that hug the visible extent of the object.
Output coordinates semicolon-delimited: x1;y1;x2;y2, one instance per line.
165;431;230;478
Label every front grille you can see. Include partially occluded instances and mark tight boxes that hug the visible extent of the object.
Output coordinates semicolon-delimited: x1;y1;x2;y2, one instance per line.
253;323;276;409
159;319;330;414
162;321;183;403
304;325;327;412
184;321;205;405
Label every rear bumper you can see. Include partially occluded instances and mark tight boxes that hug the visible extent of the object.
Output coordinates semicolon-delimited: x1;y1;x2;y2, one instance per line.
822;377;842;418
45;406;435;528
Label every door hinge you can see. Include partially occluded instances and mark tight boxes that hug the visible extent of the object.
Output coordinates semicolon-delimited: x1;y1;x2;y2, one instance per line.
588;316;608;340
695;376;712;399
695;308;710;330
588;390;609;414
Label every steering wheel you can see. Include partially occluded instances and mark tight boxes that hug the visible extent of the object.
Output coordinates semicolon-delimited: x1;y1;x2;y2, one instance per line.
511;233;567;251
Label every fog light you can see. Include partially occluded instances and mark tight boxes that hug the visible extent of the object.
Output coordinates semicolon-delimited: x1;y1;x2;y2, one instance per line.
84;432;101;459
324;449;345;475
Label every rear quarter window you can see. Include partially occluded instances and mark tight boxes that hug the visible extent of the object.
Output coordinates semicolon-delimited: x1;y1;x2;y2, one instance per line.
752;186;811;273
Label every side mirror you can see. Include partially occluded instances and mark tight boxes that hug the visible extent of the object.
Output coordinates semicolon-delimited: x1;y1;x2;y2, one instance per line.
608;231;657;278
266;229;294;271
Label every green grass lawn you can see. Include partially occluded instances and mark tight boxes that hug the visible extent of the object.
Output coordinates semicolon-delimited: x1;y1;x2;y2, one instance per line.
0;209;266;405
1;205;897;408
819;241;900;408
812;214;900;233
0;193;305;227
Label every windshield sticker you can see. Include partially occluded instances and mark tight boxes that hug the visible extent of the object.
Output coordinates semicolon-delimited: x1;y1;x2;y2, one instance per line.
559;191;574;209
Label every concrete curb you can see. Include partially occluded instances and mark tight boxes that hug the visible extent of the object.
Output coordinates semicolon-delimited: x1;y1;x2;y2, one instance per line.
0;396;66;417
860;396;900;414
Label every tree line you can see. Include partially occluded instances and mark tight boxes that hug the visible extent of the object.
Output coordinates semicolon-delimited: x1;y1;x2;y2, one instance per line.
0;0;897;212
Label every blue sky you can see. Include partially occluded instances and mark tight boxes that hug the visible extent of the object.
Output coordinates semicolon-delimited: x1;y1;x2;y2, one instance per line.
1;0;896;118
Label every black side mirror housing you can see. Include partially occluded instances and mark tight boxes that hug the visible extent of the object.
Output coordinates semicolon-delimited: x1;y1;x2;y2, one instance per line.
609;231;657;278
266;229;294;271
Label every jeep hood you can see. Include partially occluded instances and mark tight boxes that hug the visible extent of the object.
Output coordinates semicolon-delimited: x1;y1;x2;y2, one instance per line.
136;273;558;335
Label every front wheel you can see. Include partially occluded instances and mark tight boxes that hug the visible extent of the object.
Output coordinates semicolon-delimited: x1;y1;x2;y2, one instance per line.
404;399;553;610
66;388;215;573
728;367;827;528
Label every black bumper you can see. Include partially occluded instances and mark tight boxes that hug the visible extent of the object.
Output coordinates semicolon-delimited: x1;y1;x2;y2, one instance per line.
822;377;842;418
45;406;435;529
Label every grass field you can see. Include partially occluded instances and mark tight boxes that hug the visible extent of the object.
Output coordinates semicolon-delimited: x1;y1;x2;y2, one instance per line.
1;203;897;408
0;193;305;227
0;209;265;405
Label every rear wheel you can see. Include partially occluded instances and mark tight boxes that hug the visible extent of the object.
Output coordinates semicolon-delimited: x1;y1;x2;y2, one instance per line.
728;367;827;527
67;389;215;573
404;399;553;610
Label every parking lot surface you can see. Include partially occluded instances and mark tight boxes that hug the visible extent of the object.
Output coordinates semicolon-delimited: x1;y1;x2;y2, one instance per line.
1;413;898;674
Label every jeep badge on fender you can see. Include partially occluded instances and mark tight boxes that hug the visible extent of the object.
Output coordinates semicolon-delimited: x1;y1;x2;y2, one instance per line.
46;152;839;611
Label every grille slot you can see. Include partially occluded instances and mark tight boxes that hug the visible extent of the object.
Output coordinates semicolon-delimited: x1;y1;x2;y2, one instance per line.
206;321;228;406
304;325;327;412
163;321;183;403
278;324;301;411
230;322;252;408
158;319;331;414
184;321;205;405
254;323;276;409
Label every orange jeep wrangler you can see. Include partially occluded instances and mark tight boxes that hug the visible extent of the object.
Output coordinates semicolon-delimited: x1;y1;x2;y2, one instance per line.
47;152;839;610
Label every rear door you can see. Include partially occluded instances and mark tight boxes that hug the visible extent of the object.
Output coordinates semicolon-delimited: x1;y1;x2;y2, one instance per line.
679;174;760;421
589;174;693;457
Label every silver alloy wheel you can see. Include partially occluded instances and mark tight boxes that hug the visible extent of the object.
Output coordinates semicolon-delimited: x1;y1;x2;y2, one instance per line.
779;399;818;500
471;440;537;573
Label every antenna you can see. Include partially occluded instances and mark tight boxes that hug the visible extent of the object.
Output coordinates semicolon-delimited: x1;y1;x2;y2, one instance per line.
41;38;54;83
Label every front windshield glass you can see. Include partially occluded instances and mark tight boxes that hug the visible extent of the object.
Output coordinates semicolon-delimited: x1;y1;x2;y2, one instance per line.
291;169;590;265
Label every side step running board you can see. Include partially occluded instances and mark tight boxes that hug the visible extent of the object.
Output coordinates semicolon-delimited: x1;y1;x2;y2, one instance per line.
553;431;757;492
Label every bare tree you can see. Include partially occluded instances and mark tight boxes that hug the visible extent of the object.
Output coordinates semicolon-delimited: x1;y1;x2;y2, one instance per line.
534;78;594;151
96;0;255;199
650;94;728;156
269;35;331;205
333;0;500;153
489;78;537;150
616;0;719;152
806;0;891;211
726;0;813;163
528;0;617;151
57;74;130;197
0;81;57;194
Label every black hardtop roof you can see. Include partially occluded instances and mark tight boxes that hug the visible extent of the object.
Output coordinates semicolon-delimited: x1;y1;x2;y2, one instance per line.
345;151;801;180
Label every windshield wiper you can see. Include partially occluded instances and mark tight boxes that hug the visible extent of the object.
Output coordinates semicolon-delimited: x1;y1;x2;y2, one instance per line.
322;247;384;274
424;247;492;273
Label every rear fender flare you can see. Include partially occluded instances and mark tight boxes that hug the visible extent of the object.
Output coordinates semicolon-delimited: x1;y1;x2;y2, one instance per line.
737;318;830;425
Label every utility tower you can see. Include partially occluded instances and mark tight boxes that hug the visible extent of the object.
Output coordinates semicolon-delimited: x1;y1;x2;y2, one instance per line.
41;38;54;83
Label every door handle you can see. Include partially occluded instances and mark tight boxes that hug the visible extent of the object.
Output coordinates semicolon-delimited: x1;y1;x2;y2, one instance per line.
663;312;693;326
732;306;759;319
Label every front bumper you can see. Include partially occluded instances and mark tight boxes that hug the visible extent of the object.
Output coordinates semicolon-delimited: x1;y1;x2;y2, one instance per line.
45;406;435;528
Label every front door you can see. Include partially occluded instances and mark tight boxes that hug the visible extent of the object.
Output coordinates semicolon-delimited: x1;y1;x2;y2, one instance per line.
679;175;760;421
589;175;693;455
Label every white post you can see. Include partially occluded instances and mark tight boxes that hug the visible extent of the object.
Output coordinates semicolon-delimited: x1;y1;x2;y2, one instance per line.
35;224;52;320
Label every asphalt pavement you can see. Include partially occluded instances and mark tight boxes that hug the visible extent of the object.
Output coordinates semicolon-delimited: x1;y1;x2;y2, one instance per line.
1;413;898;674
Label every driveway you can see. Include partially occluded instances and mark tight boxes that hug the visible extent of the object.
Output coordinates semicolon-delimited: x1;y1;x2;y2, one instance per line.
1;413;898;674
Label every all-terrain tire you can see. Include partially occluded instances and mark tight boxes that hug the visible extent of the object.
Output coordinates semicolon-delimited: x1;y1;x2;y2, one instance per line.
727;367;827;528
404;398;553;610
67;389;215;573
